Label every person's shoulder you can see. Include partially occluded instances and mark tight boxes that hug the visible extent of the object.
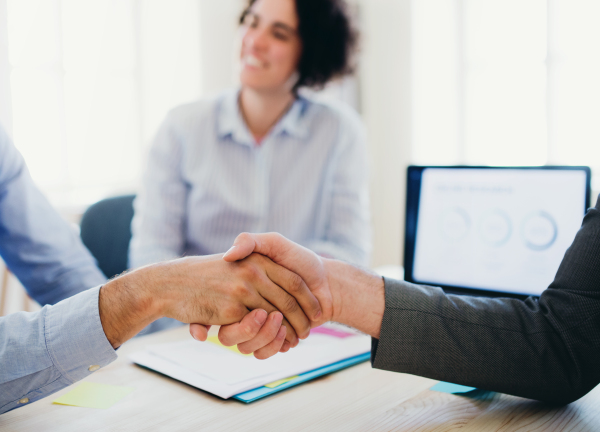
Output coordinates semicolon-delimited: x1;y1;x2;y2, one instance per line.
165;94;222;128
301;93;365;133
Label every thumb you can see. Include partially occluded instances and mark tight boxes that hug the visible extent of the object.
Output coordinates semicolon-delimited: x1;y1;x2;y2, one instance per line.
222;233;258;262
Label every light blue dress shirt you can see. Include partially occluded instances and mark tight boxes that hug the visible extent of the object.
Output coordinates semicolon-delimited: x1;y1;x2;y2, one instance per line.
0;126;115;414
130;89;372;269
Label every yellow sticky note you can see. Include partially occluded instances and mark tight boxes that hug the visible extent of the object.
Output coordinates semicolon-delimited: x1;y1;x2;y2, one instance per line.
207;335;252;356
53;382;134;409
264;376;299;389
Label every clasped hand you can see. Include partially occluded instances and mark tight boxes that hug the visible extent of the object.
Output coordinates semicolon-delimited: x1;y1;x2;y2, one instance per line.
189;233;332;359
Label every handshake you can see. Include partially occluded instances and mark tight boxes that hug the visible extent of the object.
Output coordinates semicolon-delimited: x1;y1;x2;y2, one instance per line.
99;233;386;357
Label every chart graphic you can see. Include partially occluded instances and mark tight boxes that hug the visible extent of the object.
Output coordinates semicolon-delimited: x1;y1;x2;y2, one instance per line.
521;211;558;251
478;209;512;247
439;208;471;242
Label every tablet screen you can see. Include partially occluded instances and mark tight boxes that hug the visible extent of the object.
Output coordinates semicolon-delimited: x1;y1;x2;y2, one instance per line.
410;167;589;296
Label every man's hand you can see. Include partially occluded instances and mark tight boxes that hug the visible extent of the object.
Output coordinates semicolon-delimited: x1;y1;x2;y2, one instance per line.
223;233;331;325
189;310;289;359
99;253;321;349
188;235;330;359
221;232;386;339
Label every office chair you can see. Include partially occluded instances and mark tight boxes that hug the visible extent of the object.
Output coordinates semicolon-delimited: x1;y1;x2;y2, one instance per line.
80;194;136;279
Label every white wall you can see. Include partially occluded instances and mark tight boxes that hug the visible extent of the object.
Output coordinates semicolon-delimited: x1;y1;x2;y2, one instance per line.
360;0;413;267
198;0;244;96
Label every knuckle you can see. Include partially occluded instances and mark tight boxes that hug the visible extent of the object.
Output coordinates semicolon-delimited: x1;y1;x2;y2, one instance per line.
223;303;245;321
239;262;261;281
243;322;258;339
232;283;251;299
286;273;303;294
281;295;299;314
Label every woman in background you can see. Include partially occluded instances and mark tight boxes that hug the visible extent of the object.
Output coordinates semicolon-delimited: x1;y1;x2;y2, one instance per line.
130;0;370;305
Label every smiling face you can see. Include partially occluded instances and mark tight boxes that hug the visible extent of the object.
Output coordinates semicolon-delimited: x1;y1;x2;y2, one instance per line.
239;0;303;93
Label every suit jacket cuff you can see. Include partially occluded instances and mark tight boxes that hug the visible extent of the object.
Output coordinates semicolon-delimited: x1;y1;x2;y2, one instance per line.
370;277;445;374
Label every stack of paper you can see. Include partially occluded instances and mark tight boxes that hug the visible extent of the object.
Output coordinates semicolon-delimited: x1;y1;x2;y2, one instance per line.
130;323;371;400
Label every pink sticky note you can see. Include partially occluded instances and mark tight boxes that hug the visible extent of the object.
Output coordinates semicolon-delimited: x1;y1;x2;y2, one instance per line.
310;326;355;338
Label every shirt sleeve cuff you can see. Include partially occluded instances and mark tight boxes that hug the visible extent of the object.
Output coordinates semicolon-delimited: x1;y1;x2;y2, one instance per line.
44;286;117;384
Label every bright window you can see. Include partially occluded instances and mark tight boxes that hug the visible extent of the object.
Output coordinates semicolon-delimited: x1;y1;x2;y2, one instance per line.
5;0;202;207
412;0;600;193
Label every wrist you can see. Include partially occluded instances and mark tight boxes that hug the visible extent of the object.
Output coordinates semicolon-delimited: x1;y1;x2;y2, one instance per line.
99;267;164;348
325;259;385;338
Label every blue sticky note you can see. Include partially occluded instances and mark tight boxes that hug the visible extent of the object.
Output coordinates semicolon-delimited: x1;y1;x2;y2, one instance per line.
430;381;477;394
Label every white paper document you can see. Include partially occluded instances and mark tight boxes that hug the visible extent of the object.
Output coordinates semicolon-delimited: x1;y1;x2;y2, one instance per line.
130;324;371;399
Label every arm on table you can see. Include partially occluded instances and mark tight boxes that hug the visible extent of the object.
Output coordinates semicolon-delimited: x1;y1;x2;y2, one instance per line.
372;196;600;404
221;196;600;403
1;252;321;414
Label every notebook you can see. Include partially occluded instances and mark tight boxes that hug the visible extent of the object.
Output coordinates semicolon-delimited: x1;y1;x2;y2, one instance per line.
130;323;371;401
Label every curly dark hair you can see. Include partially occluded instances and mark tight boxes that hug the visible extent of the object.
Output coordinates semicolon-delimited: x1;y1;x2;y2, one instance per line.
240;0;358;90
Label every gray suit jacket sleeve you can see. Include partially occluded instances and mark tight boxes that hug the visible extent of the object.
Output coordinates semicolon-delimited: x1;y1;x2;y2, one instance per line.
371;195;600;404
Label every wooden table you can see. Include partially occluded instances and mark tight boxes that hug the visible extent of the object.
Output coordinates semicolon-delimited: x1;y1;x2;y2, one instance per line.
2;326;599;431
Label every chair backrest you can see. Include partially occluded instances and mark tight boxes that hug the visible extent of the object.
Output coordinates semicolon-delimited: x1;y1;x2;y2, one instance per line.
80;194;136;279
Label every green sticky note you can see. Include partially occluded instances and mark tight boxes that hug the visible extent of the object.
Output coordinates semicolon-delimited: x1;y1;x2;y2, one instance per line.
264;376;299;389
207;335;252;356
53;382;134;409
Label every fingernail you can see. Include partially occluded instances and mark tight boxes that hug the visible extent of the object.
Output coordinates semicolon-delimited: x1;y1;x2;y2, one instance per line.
314;310;322;321
223;245;236;259
274;312;283;325
255;309;267;325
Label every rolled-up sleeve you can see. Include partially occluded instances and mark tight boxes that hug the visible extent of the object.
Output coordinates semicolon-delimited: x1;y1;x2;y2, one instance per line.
0;286;117;414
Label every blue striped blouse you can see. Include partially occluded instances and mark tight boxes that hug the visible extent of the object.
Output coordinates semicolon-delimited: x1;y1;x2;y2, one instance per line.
129;89;371;272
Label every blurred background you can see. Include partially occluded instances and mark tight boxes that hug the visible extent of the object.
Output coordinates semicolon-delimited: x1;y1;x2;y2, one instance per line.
1;0;599;314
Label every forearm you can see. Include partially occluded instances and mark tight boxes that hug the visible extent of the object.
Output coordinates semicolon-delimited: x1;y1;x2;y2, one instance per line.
326;259;385;338
372;280;583;404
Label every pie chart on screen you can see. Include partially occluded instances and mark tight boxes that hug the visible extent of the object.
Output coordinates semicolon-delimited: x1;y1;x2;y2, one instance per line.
440;208;470;242
478;209;512;247
521;211;558;251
